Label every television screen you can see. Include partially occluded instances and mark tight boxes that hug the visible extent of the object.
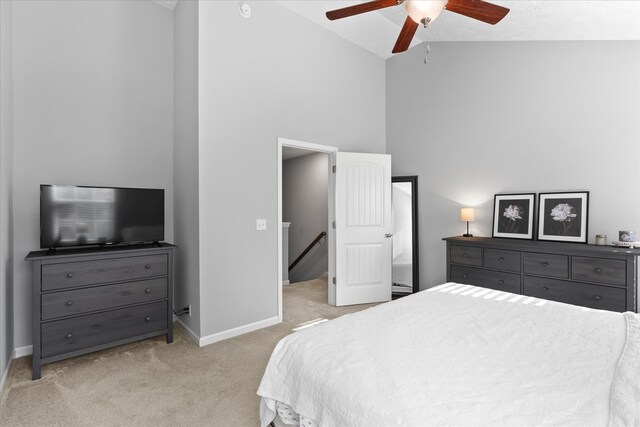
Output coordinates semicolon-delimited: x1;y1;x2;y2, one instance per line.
40;185;164;249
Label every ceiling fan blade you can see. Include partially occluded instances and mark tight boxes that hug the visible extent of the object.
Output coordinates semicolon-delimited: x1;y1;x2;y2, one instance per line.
445;0;509;25
326;0;399;21
392;16;419;54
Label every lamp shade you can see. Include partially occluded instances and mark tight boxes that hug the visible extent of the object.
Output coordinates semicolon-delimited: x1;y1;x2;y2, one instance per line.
460;207;476;222
403;0;448;24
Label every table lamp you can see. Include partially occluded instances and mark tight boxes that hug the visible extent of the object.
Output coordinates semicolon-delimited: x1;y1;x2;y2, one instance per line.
460;207;475;237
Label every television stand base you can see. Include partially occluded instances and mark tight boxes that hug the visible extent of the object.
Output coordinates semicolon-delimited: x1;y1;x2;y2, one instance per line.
46;247;56;255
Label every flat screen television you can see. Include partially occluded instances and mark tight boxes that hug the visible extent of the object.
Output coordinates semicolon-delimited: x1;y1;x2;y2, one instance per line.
40;185;164;249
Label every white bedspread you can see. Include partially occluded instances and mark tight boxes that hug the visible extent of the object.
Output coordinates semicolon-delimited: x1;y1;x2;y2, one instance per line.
258;283;640;427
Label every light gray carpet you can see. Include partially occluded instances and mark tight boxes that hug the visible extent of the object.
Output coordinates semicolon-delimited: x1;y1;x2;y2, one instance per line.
0;278;377;426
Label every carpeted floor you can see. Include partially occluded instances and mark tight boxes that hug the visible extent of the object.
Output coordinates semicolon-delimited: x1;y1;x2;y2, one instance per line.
0;278;377;426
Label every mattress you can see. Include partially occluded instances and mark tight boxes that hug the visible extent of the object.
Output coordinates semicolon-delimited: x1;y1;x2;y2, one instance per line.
258;282;640;427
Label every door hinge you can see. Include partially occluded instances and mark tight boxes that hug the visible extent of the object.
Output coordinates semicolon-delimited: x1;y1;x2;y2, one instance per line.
332;277;336;285
332;221;336;229
332;165;336;173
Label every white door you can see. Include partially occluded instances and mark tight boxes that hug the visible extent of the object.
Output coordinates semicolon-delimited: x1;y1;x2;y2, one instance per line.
334;152;392;306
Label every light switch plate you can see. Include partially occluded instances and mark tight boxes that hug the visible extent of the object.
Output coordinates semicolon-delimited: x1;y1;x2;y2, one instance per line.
256;219;267;231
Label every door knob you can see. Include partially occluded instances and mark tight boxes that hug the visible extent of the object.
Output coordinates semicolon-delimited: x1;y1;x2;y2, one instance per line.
385;233;393;238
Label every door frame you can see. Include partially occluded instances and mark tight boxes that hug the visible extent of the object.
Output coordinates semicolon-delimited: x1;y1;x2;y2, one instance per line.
277;137;338;322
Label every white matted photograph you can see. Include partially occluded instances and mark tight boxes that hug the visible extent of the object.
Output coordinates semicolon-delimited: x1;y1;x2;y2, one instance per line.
537;192;589;243
492;193;535;240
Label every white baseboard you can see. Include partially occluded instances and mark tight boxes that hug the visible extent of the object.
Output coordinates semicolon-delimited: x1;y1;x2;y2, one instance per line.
1;356;12;395
175;318;200;346
1;345;32;395
198;316;279;347
14;345;32;358
282;280;291;286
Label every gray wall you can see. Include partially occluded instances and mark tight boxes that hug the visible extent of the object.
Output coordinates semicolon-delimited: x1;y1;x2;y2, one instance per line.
173;0;200;335
0;0;15;382
387;41;640;288
11;0;174;349
197;1;386;337
283;153;329;283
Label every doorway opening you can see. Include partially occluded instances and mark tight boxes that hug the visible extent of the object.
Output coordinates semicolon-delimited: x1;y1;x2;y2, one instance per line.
277;138;337;323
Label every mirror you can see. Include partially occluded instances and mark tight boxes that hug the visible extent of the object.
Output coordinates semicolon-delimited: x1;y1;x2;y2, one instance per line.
392;176;419;295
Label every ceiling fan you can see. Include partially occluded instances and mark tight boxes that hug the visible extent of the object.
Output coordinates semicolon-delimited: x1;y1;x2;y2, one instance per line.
326;0;510;54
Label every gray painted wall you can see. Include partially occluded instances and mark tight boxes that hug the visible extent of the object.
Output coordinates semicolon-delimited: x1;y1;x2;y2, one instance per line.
387;41;640;288
283;153;329;283
0;0;15;382
11;0;174;349
173;0;200;335
198;1;385;337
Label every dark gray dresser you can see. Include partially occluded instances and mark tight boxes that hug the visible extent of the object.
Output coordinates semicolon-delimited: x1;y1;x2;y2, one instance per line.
443;237;639;313
26;243;177;380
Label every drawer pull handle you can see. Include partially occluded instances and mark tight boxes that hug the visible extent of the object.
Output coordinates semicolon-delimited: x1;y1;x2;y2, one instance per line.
498;257;504;262
595;268;602;273
594;295;602;301
66;273;73;278
145;264;152;269
462;253;468;258
66;333;73;339
542;286;549;292
463;274;468;279
499;279;505;284
66;301;73;306
541;262;549;267
145;316;151;322
145;288;152;294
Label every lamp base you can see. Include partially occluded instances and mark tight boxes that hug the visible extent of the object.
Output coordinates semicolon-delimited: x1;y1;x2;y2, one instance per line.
462;233;473;237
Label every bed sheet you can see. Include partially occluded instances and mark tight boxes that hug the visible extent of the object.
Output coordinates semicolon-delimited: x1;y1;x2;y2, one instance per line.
258;283;640;427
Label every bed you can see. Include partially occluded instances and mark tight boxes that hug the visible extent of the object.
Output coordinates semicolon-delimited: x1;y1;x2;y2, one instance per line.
257;282;640;427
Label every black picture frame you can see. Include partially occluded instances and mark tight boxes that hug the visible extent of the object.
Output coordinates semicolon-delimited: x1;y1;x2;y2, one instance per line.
537;191;589;243
492;193;536;240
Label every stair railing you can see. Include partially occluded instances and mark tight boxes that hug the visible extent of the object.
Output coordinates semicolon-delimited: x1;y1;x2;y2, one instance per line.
288;231;327;272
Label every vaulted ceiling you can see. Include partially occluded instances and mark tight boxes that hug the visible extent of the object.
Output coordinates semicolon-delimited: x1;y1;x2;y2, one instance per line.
154;1;640;59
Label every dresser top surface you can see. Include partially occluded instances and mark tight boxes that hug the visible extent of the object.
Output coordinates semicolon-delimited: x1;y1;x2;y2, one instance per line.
443;236;640;256
26;242;177;261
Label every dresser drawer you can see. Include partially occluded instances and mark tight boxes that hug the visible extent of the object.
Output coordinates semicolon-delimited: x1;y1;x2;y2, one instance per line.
450;245;482;267
523;276;626;312
41;301;167;359
41;254;168;291
523;252;568;278
484;249;521;272
450;265;520;294
41;277;167;321
571;256;626;287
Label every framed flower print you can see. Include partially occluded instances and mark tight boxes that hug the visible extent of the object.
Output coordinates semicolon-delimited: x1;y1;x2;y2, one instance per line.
537;192;589;243
492;193;535;240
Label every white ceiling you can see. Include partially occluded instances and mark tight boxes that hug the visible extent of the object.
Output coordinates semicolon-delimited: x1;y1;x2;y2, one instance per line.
276;1;640;58
282;147;319;160
155;1;640;59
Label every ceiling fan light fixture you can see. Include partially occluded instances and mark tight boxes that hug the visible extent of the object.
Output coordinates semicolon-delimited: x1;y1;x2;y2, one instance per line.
403;0;448;24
